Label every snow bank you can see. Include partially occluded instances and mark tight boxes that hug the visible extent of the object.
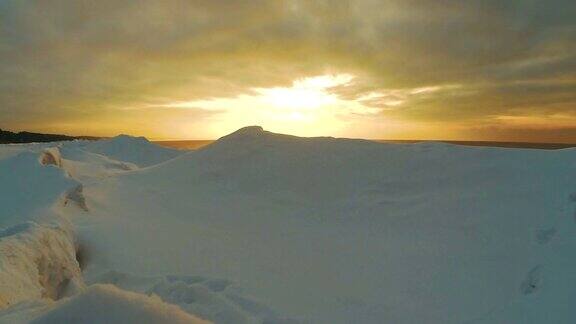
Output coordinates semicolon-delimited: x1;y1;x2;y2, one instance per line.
0;151;79;227
31;284;209;324
0;146;84;310
82;135;183;167
0;220;84;309
0;142;216;323
0;220;217;324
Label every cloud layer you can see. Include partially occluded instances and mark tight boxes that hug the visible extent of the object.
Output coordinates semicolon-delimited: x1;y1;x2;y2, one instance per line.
1;0;575;141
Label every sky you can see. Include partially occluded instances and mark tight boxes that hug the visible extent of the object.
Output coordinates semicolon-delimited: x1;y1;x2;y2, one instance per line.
0;0;575;142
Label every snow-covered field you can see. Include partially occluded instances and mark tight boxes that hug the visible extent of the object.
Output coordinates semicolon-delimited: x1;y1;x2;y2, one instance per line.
1;126;575;323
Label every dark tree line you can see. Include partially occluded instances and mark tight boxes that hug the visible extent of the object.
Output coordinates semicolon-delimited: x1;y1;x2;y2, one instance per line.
0;129;98;144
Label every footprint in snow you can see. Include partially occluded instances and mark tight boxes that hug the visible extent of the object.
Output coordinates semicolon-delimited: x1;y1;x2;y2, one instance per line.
520;265;543;295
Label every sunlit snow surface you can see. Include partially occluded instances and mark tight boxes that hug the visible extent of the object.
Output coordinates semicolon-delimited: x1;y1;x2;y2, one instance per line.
1;126;576;323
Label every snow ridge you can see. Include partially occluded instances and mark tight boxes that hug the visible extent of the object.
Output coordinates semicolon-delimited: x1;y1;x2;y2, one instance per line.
94;271;297;324
0;220;84;308
0;146;211;323
31;284;209;324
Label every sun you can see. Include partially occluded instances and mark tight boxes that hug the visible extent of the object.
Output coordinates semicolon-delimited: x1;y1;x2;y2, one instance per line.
256;74;353;115
158;74;366;136
257;87;334;111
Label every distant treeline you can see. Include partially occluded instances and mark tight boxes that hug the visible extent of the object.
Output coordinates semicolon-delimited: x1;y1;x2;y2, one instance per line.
0;129;98;144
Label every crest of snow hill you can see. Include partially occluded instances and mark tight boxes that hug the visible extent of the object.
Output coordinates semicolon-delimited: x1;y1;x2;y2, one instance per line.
1;127;576;323
83;134;183;167
218;126;266;140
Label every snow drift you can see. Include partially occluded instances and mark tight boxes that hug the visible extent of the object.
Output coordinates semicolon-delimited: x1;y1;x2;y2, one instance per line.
31;284;209;324
1;127;576;323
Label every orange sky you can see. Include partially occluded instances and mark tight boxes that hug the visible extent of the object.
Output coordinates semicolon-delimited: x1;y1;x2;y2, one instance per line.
1;0;575;142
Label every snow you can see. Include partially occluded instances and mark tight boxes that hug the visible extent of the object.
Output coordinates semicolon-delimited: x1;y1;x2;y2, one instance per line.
0;220;83;309
81;135;183;167
91;271;296;324
1;129;576;323
0;150;78;227
31;284;209;324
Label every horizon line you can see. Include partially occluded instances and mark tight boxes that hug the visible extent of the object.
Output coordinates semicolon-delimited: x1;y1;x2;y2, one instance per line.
3;127;576;146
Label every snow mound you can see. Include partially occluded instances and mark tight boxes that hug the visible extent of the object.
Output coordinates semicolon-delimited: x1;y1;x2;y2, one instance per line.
82;135;183;167
203;125;297;154
93;271;298;324
31;284;209;324
217;126;265;141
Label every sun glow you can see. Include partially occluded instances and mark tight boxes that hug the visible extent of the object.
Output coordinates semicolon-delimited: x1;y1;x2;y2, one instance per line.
258;87;334;111
159;74;359;135
159;73;423;139
256;74;353;111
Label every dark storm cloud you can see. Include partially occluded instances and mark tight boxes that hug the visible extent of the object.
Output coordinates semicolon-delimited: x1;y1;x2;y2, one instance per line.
0;0;575;138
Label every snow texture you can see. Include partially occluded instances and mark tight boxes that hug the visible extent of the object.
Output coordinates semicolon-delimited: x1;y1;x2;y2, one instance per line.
1;128;576;323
